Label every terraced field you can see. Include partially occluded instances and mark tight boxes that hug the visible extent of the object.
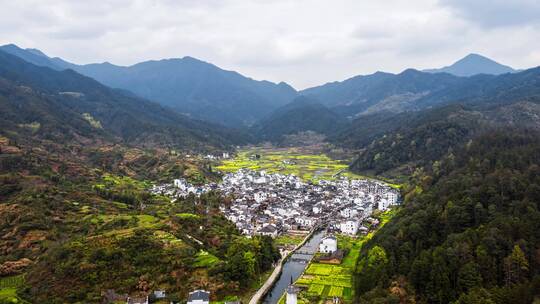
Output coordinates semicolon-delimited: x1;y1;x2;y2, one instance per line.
294;236;362;303
291;210;396;303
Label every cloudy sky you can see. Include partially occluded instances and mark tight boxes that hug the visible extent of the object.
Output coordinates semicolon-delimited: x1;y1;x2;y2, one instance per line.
1;0;539;89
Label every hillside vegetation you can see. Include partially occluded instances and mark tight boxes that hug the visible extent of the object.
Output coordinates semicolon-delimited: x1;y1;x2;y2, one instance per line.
355;130;540;303
0;49;249;151
0;49;279;303
251;96;348;143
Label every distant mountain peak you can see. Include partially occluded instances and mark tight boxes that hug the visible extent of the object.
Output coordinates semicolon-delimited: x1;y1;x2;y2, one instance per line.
1;44;47;58
26;48;48;57
462;53;486;59
181;55;199;61
424;53;515;77
399;68;422;76
455;53;502;66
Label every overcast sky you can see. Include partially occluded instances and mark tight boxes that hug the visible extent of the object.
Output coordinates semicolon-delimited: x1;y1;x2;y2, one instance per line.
1;0;539;89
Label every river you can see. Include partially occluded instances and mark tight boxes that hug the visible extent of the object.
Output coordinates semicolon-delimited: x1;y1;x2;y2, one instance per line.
262;230;325;304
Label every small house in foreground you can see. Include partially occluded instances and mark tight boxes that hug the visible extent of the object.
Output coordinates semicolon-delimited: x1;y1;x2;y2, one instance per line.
187;290;210;304
319;235;337;253
126;296;148;304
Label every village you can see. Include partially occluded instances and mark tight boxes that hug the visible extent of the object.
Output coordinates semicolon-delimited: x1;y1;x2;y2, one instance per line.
151;168;399;241
147;156;400;304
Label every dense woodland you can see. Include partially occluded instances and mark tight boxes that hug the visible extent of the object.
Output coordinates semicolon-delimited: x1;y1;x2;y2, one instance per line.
355;130;540;303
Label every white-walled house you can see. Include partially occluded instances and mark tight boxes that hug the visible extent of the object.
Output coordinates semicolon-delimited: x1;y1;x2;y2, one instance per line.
254;191;267;203
340;220;359;235
286;285;300;304
319;235;338;253
340;207;357;218
257;224;278;238
296;217;315;228
387;190;399;204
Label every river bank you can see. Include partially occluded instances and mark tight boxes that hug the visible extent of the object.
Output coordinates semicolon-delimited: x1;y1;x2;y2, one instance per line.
256;230;324;304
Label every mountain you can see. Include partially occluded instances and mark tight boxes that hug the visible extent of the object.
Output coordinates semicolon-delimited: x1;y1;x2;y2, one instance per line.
335;100;540;177
301;69;461;117
355;130;540;303
250;96;348;143
0;49;248;151
0;48;280;304
302;65;539;118
0;44;298;127
424;53;515;77
329;66;540;177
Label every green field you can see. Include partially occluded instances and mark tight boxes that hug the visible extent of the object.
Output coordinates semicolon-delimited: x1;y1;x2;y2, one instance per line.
193;250;222;268
293;210;396;303
294;236;361;303
216;147;367;182
0;275;27;303
274;234;306;247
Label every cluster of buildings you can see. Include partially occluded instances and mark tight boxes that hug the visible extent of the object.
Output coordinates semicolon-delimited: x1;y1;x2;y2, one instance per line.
218;169;398;238
152;169;399;240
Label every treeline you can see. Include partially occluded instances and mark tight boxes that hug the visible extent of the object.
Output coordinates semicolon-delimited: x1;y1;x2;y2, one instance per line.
355;130;540;303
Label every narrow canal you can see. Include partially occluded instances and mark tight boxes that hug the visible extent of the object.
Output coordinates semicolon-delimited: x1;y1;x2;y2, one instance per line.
262;230;325;304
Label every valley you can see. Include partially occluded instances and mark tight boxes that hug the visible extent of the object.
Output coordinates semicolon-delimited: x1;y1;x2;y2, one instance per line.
150;146;400;304
1;19;540;304
0;140;399;304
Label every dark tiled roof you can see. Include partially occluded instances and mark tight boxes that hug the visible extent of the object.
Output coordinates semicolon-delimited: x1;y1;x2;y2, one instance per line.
127;297;147;304
188;290;210;301
259;225;277;233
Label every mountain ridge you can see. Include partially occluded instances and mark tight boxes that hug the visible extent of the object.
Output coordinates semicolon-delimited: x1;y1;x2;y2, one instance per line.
0;49;248;151
0;44;298;127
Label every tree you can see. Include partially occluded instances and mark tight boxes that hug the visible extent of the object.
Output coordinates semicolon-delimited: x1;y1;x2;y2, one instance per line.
454;288;495;304
504;245;529;285
458;262;482;292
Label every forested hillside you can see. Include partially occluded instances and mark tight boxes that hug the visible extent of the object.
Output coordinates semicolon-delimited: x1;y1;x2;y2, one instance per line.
251;96;348;143
334;98;540;178
355;130;540;303
0;49;280;303
21;191;279;303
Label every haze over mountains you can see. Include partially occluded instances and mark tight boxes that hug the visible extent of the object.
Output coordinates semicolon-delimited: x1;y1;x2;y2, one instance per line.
0;44;297;127
1;43;531;131
2;42;540;152
0;49;248;151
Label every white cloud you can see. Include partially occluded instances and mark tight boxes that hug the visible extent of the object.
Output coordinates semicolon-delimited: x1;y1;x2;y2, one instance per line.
0;0;538;89
439;0;540;28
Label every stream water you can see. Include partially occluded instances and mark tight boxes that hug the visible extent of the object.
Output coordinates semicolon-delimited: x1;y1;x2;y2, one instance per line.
262;230;325;304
